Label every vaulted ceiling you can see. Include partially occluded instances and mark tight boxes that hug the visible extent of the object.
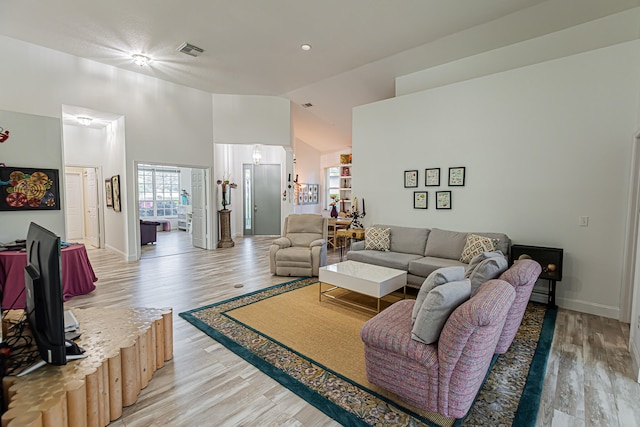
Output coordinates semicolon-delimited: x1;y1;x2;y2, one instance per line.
1;0;637;153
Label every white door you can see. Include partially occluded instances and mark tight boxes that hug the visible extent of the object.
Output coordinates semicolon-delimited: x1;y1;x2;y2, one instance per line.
191;168;207;249
65;172;84;240
83;168;100;248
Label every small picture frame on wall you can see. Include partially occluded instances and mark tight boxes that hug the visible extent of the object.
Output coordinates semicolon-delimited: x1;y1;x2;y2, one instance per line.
414;191;428;209
105;179;113;207
111;175;121;212
425;168;440;186
436;191;452;209
448;167;466;186
404;170;418;188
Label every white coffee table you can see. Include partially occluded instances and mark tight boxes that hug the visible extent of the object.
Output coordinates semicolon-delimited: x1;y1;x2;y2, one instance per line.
318;260;407;312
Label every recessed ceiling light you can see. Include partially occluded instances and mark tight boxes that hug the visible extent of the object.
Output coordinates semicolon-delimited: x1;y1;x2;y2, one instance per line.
76;116;92;126
300;44;312;51
132;54;151;66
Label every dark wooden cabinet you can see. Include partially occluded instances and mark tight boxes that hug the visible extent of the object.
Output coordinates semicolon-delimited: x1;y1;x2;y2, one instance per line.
510;244;563;308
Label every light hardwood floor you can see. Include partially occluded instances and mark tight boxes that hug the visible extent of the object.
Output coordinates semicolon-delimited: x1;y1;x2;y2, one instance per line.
65;234;640;426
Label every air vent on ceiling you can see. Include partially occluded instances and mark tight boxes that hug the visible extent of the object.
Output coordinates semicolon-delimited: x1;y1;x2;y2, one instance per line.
302;102;313;108
177;42;204;57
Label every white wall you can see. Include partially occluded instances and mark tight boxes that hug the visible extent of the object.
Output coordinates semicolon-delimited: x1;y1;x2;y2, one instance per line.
0;35;214;260
0;109;64;242
293;138;322;214
353;40;640;320
213;94;291;146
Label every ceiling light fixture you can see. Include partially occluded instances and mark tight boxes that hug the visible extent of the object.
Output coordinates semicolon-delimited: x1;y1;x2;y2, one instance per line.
76;116;92;126
132;54;151;66
300;44;312;51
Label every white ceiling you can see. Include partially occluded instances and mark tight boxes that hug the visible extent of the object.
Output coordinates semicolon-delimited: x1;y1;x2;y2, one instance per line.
1;0;638;153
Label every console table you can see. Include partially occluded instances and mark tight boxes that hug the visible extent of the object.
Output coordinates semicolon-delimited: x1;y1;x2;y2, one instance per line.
0;244;97;310
2;307;173;427
336;228;365;261
510;244;563;308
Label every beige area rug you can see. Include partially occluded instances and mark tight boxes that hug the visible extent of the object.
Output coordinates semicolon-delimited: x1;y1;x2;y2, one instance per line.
180;277;555;427
228;282;398;392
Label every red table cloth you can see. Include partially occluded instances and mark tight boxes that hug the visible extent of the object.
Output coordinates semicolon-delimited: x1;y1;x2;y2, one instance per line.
0;244;97;309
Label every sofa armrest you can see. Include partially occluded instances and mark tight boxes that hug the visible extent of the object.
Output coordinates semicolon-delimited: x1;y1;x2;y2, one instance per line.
351;240;365;251
310;238;325;247
272;237;292;249
436;280;515;417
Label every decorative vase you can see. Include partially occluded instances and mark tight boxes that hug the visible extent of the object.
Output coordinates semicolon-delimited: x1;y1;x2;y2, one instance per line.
330;205;338;218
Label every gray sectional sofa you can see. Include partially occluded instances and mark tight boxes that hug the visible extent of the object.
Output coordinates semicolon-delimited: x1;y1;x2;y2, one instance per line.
346;225;510;288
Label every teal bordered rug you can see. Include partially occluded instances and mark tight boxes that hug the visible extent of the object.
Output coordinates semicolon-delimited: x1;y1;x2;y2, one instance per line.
179;278;557;426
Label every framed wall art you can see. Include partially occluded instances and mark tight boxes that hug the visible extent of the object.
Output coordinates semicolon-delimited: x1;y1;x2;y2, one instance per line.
414;191;428;209
0;166;61;211
448;167;466;186
111;174;122;212
404;170;418;188
425;168;440;186
105;179;113;207
436;191;452;209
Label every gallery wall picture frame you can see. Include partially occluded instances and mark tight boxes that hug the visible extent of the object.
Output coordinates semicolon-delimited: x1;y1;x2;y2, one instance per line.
436;191;452;209
404;170;418;188
105;179;113;207
111;174;122;212
0;166;61;211
414;191;428;209
448;167;466;186
425;168;440;186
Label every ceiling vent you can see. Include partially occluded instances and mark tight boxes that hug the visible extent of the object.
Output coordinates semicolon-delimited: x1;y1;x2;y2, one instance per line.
302;102;313;108
177;42;204;57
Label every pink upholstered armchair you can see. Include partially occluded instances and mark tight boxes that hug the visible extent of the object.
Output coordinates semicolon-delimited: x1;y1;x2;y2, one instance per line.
494;259;542;353
360;280;515;418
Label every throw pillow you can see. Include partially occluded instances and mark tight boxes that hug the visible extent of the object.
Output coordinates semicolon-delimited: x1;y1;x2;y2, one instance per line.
464;250;504;278
412;266;465;322
469;256;509;295
459;234;500;263
364;227;391;251
411;279;471;344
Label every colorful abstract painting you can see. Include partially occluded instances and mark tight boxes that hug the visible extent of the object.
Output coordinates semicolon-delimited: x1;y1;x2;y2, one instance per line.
0;166;60;211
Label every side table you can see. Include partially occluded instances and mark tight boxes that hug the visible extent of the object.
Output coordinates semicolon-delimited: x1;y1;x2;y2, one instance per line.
336;228;366;261
510;244;563;308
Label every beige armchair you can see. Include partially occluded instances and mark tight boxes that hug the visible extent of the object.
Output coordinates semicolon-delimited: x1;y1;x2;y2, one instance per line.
270;214;328;277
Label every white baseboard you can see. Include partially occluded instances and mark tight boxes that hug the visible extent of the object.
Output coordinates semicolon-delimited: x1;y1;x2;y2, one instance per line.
630;338;640;383
556;297;620;320
105;244;132;261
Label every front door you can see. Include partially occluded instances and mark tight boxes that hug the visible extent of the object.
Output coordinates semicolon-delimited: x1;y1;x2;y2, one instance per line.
243;163;281;235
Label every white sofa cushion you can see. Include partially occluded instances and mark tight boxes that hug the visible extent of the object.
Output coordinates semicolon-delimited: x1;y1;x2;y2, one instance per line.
411;279;472;344
412;266;465;321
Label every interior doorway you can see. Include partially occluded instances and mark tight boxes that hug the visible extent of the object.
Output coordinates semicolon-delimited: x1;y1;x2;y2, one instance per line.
242;163;282;235
137;163;209;259
64;166;101;248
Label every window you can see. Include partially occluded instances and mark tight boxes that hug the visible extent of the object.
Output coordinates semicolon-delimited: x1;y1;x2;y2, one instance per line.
327;167;340;209
138;165;181;218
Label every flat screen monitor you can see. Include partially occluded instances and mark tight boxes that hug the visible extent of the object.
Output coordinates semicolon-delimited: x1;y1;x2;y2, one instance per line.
24;222;66;366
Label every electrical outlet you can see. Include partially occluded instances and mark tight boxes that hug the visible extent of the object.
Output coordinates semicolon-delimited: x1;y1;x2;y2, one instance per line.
579;216;589;227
